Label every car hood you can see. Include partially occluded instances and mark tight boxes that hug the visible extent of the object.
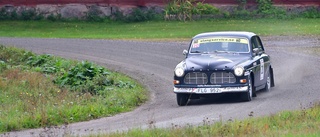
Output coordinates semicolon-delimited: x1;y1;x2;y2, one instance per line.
185;54;250;70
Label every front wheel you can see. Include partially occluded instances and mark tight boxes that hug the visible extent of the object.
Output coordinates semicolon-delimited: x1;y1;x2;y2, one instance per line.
263;69;271;91
176;93;189;106
241;77;253;102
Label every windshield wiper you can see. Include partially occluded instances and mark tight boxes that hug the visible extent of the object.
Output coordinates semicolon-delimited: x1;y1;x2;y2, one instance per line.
191;50;202;53
214;50;229;53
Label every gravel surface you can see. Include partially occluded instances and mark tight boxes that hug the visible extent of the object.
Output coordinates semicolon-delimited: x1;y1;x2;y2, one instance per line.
0;36;320;136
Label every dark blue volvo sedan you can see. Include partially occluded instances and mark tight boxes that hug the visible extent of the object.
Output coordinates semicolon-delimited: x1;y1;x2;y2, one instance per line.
173;31;275;106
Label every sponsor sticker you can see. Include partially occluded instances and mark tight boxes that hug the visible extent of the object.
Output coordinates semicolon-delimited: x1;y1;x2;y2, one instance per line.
196;37;249;44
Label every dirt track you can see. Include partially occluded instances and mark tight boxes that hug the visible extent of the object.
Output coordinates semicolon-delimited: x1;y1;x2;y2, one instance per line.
0;36;320;136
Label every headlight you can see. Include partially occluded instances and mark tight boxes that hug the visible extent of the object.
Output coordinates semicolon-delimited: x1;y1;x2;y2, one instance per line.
175;67;185;77
234;66;244;76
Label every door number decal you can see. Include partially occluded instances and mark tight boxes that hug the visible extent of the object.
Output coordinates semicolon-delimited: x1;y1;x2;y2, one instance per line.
260;59;264;80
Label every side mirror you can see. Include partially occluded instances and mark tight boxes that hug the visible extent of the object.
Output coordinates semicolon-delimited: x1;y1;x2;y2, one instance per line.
253;48;259;56
183;49;188;56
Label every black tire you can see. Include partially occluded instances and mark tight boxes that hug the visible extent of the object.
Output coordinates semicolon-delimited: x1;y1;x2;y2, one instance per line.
241;76;253;102
263;69;271;92
176;93;189;106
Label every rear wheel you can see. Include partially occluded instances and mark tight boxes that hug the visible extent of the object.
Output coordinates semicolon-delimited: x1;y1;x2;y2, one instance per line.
176;93;189;106
241;77;253;102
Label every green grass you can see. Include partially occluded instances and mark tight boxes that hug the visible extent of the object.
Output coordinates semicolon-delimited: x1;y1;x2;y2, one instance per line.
99;103;320;137
0;46;148;133
0;18;319;40
1;19;320;136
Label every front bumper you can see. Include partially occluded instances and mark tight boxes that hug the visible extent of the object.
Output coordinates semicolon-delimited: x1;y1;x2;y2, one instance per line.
174;86;248;94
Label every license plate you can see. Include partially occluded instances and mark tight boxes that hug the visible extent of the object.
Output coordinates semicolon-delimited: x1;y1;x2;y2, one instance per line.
174;88;222;93
197;88;221;93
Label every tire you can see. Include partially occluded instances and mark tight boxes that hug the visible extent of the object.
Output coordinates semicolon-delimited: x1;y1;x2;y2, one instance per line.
263;70;271;92
176;93;189;106
241;76;253;102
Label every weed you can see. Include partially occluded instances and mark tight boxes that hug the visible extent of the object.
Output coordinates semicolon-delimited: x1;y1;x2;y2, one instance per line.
0;46;147;133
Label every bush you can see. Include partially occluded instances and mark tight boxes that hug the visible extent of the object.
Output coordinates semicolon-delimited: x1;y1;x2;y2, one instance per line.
303;7;320;18
20;8;38;20
256;0;273;14
0;7;10;20
54;61;111;94
87;5;105;22
165;0;220;21
231;9;254;19
194;3;219;15
113;7;162;23
0;7;19;20
46;13;62;22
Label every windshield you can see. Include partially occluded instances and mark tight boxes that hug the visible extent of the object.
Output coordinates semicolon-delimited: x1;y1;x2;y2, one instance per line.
190;37;249;54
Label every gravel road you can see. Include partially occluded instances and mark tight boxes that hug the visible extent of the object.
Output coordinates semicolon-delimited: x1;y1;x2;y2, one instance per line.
0;36;320;136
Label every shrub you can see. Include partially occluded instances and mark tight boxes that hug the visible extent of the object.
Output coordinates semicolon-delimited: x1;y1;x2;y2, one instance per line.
112;7;162;22
194;2;219;15
236;0;247;10
256;0;273;14
0;7;10;20
255;0;287;18
46;13;62;22
165;0;220;21
54;61;111;94
87;5;105;22
231;9;254;19
127;8;160;22
303;7;320;18
20;8;36;20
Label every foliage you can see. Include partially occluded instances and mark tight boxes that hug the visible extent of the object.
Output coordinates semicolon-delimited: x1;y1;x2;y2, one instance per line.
255;0;287;18
47;13;62;22
23;51;126;95
230;9;254;19
0;46;147;133
0;7;43;21
236;0;247;10
303;7;320;18
193;3;219;15
0;7;13;20
165;0;194;21
54;61;112;95
256;0;273;14
87;5;105;22
113;7;162;22
0;1;319;22
164;0;220;21
20;8;36;20
230;0;288;19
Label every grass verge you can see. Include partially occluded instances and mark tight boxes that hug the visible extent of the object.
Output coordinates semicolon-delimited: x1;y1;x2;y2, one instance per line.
0;46;148;133
102;103;320;137
0;18;319;40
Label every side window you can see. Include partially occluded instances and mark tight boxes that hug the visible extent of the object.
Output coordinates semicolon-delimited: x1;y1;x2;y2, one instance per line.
251;36;264;52
251;38;257;50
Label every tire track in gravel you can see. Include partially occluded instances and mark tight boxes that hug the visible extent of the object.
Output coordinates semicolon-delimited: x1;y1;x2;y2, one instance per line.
0;36;319;136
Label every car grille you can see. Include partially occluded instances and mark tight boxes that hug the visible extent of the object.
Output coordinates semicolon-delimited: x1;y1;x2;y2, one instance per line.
184;72;208;84
210;72;236;84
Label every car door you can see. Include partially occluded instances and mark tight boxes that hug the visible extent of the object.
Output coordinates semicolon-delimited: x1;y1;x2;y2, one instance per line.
251;36;269;87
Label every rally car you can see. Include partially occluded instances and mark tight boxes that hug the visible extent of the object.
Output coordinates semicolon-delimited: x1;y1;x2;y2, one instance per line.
173;31;275;106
